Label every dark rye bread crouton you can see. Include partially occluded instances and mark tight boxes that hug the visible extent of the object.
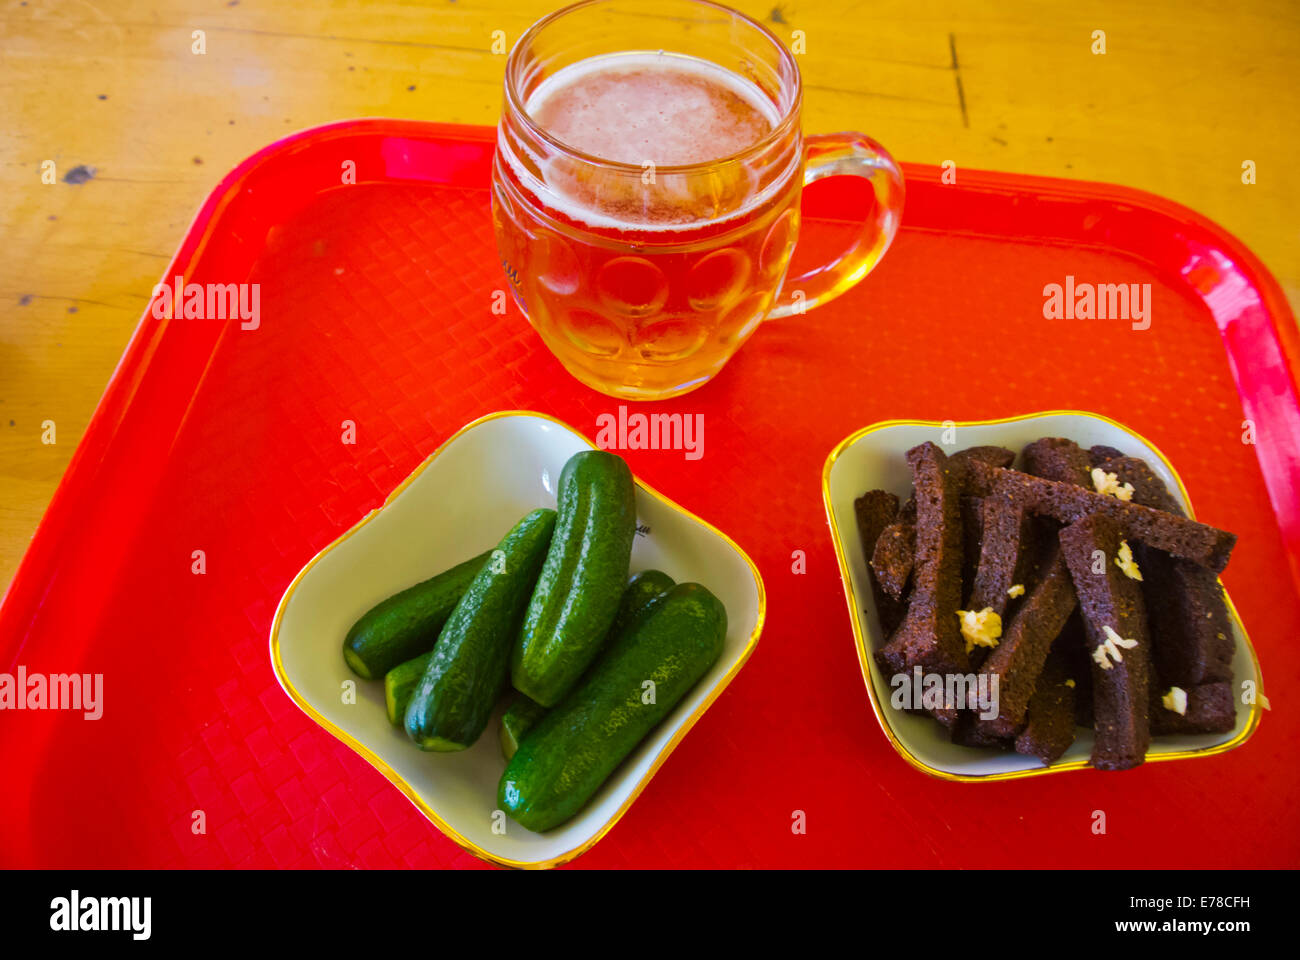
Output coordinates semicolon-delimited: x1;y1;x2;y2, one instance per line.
854;490;908;636
967;495;1037;618
1149;681;1236;735
1089;453;1235;686
949;445;1013;559
1023;437;1093;488
868;454;1011;604
1060;513;1152;770
962;461;1237;572
855;489;899;539
951;715;1011;749
871;498;915;601
940;445;1018;498
1056;612;1095;727
951;445;1016;553
965;437;1087;717
961;495;985;598
876;443;969;727
1089;444;1125;462
951;445;1016;471
1090;453;1184;515
1144;560;1235;685
1015;649;1078;765
973;542;1078;739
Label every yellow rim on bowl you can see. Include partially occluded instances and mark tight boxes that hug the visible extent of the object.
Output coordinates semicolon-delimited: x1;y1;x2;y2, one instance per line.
269;409;766;868
820;409;1265;783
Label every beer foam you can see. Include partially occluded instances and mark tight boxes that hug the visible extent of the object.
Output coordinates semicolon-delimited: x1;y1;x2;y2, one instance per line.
508;52;794;232
528;52;778;165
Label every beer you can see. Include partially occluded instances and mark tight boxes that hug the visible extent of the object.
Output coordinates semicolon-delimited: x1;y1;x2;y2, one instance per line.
493;0;903;400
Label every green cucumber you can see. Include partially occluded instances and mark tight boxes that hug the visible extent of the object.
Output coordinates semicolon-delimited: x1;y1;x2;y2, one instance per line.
499;582;727;832
404;509;557;752
499;695;547;760
609;569;676;637
343;551;490;680
497;571;674;760
512;450;636;706
383;651;433;726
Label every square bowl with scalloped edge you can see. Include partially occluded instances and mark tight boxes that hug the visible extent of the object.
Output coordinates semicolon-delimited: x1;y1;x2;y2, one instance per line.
271;410;764;867
822;410;1264;781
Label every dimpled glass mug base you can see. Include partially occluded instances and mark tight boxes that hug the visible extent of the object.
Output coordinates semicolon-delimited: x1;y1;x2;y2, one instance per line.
493;179;800;400
492;0;903;401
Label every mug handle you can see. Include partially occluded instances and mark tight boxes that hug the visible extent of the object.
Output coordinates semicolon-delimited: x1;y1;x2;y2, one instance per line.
766;133;905;320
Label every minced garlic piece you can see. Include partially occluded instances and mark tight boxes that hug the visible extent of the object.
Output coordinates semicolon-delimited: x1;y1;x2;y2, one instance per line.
1091;467;1135;501
955;607;1002;654
1103;624;1138;649
1007;583;1026;598
1065;678;1076;688
1162;686;1188;715
1114;540;1143;581
1093;625;1139;669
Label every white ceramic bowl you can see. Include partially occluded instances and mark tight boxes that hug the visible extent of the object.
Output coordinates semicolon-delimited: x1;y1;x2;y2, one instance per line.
271;411;764;867
822;410;1263;781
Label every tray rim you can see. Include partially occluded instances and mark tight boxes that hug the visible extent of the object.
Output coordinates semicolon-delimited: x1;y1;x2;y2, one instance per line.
821;409;1265;783
268;408;766;869
0;122;1294;870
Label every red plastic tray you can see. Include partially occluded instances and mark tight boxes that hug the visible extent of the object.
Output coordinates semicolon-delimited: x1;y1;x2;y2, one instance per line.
2;120;1298;869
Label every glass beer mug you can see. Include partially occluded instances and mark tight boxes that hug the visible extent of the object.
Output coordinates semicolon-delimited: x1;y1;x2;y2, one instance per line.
492;0;904;400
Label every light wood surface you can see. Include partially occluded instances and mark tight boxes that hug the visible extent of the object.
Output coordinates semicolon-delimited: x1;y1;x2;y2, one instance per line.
2;0;1297;595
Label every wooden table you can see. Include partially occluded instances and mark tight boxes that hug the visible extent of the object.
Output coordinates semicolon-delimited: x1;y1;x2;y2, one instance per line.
2;0;1297;595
